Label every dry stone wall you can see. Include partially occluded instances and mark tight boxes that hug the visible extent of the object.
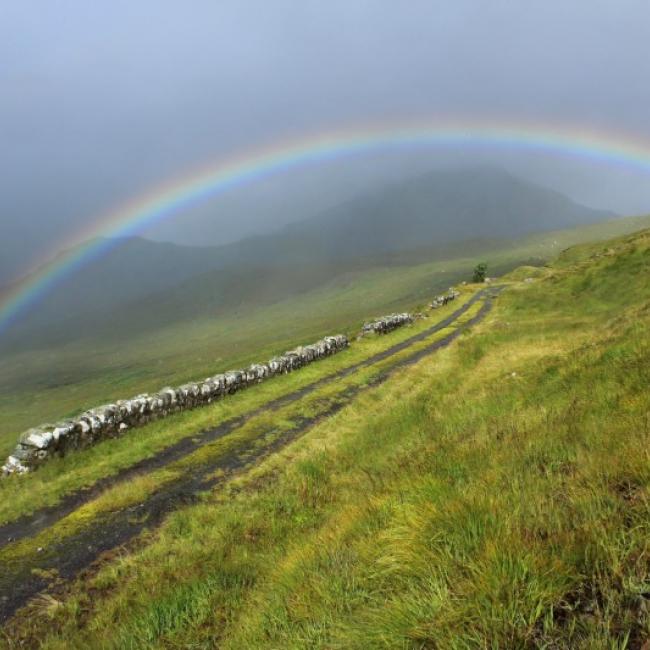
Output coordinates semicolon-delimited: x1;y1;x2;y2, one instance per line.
362;313;414;335
2;284;466;477
361;287;462;338
1;334;348;476
430;287;460;309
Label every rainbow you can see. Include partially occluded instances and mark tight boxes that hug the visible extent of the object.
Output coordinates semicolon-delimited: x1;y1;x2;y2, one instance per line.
2;119;650;336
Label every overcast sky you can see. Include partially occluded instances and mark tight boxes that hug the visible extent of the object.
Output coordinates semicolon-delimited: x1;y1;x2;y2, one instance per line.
2;1;650;282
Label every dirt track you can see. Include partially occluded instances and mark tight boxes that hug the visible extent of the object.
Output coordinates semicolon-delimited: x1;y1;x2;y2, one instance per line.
0;287;501;624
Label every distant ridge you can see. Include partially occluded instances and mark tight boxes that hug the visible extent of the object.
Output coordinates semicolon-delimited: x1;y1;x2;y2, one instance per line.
208;166;614;267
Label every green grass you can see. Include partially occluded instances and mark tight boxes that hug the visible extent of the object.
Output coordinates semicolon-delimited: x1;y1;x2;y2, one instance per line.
2;226;650;648
1;214;649;458
0;300;487;580
0;293;479;526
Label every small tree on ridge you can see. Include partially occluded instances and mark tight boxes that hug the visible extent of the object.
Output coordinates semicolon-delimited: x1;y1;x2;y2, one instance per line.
473;262;488;283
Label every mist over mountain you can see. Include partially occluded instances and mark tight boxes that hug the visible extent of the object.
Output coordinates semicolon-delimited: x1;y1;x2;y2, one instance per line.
1;167;613;352
210;167;613;268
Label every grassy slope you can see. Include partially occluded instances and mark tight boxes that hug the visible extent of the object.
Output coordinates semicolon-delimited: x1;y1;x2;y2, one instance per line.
0;292;479;526
1;213;649;458
3;225;650;648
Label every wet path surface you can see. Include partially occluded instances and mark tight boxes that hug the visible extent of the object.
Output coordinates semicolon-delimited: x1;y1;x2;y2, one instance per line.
0;288;501;623
0;288;491;549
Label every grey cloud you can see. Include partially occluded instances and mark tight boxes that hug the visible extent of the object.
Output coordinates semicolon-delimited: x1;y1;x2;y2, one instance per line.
1;0;650;281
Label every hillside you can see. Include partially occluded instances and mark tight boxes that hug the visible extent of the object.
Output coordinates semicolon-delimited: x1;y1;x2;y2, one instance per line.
1;214;649;461
274;166;615;258
0;167;612;352
0;225;649;647
198;167;614;269
0;237;229;350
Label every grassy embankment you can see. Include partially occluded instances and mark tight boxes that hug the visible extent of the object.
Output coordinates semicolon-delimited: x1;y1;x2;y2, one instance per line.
3;226;650;647
1;213;649;457
0;292;481;526
0;298;489;581
0;287;480;524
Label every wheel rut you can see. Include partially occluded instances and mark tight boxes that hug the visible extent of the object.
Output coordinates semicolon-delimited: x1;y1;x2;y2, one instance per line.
0;288;491;549
0;288;501;624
